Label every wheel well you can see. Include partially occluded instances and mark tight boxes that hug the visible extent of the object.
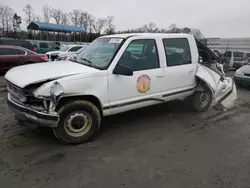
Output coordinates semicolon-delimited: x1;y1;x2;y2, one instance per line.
195;77;213;94
55;95;103;116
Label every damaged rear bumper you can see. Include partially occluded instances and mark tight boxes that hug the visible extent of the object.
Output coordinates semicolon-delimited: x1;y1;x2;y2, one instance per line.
7;94;59;128
213;79;237;110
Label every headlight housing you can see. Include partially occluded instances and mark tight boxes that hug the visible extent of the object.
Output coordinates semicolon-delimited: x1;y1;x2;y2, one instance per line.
235;70;244;76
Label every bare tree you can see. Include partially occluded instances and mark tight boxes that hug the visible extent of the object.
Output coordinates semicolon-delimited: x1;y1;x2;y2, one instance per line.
34;15;41;22
42;4;51;23
51;8;63;24
70;9;81;26
93;17;107;34
191;29;204;40
105;15;115;34
169;23;177;30
23;4;34;24
61;13;69;25
1;6;14;36
0;5;5;36
78;11;89;31
147;22;156;32
88;14;95;34
182;27;191;34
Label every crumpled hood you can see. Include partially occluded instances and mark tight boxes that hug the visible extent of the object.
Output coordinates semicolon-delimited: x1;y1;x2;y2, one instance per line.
5;61;99;88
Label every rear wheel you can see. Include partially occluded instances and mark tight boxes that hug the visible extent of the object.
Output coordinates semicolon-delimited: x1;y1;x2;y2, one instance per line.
190;85;212;112
53;100;101;144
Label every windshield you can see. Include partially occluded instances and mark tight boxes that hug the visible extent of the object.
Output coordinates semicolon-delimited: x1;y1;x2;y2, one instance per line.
76;37;124;69
59;45;71;52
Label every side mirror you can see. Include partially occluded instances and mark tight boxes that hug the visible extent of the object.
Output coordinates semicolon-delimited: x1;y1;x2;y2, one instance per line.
113;64;133;76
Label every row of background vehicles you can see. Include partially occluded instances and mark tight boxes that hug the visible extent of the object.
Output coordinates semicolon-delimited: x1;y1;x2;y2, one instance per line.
0;38;89;72
1;37;250;86
212;49;250;86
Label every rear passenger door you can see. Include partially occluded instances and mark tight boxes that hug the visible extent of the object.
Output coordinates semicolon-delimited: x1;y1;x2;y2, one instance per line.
162;38;197;94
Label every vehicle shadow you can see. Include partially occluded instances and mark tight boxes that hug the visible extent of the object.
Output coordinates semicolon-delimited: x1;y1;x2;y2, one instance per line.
100;100;195;132
26;100;196;145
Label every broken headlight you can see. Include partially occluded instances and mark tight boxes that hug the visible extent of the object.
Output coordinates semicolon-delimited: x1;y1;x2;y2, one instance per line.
50;82;64;101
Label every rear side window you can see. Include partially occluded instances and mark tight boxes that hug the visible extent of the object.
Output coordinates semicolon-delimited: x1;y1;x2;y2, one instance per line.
247;53;250;58
40;43;49;48
0;48;26;55
233;52;244;57
163;38;192;66
224;51;232;57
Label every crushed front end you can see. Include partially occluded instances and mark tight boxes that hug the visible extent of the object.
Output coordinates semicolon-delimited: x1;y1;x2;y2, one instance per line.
6;81;59;127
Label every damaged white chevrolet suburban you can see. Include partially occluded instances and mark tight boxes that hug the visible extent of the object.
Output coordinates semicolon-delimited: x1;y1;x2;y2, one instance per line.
5;33;237;144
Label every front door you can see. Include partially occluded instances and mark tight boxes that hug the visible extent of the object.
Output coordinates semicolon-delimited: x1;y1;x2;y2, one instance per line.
108;38;165;115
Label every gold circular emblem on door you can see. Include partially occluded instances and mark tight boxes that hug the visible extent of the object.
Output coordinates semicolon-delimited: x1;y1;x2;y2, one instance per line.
136;75;151;93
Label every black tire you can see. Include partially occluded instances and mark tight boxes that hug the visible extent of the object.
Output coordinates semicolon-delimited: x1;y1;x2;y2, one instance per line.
190;86;212;112
53;100;101;144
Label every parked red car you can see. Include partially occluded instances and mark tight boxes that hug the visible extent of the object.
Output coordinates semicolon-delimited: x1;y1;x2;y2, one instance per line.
0;45;48;72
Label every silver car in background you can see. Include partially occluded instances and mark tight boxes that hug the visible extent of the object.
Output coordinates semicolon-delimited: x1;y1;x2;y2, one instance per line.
57;45;88;61
234;61;250;86
222;51;249;70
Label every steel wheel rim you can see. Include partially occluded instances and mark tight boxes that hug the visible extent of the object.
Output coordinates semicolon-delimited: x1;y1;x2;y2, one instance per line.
200;92;210;107
64;111;92;137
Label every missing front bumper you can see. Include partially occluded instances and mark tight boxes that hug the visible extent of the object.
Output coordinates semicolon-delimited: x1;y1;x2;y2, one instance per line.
7;94;59;128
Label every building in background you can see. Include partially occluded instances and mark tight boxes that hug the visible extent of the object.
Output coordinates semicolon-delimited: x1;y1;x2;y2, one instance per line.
203;38;250;55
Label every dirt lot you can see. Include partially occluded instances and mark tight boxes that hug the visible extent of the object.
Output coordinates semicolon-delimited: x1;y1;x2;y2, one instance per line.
1;73;250;188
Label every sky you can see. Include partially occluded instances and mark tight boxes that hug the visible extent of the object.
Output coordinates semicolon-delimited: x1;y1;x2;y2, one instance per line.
1;0;250;38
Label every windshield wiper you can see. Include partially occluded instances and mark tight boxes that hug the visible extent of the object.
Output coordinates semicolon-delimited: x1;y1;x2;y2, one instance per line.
81;58;92;64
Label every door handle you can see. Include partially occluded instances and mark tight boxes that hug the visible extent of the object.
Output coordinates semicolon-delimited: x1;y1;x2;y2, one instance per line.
156;75;163;79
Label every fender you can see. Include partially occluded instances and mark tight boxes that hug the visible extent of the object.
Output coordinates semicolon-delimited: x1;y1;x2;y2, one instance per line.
195;64;237;110
195;64;221;93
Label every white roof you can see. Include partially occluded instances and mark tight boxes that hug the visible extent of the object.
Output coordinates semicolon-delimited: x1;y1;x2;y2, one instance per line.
100;33;192;39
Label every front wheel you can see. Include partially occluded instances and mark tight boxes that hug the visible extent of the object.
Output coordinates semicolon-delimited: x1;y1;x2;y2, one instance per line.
53;100;101;144
190;88;212;112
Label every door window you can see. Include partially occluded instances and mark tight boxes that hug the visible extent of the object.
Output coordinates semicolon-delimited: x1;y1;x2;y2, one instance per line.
118;39;159;71
0;48;26;55
40;42;49;48
162;38;192;66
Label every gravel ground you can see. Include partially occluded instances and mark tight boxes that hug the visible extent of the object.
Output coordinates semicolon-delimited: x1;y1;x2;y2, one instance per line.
0;73;250;188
